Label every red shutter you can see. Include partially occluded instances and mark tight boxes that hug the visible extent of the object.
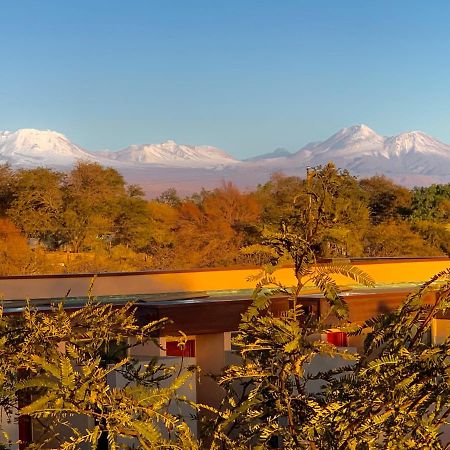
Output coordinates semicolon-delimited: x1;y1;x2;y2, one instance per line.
326;331;348;347
166;339;196;357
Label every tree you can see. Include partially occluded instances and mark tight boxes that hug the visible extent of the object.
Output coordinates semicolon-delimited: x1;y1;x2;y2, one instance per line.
214;268;450;449
146;200;179;268
0;296;198;449
0;218;36;275
411;184;450;222
173;183;261;267
411;220;450;256
318;269;450;448
7;168;64;246
113;185;152;251
363;222;441;257
255;164;370;258
359;175;412;224
157;188;181;207
209;169;450;449
62;163;150;253
0;164;15;217
255;172;304;227
62;163;126;252
211;165;374;448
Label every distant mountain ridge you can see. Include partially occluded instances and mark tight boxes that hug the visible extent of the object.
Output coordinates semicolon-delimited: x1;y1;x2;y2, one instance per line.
0;129;238;169
243;124;450;178
287;124;450;176
0;129;99;167
1;125;450;194
100;139;238;167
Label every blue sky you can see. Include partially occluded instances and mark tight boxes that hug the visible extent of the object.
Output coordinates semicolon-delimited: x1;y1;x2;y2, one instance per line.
1;0;450;158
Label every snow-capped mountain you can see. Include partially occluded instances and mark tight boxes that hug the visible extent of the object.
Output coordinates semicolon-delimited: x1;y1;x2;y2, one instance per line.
102;140;239;167
299;125;450;176
2;125;450;195
251;124;450;179
0;129;99;167
0;130;238;169
293;124;385;161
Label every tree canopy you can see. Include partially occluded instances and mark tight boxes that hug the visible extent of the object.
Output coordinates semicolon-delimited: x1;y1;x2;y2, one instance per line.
1;162;449;275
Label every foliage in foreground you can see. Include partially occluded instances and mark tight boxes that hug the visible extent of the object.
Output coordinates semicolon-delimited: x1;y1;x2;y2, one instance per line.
209;165;450;449
210;266;450;449
0;294;198;449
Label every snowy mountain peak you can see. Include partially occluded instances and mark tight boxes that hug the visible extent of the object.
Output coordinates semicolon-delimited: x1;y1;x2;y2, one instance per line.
161;139;177;146
330;124;381;144
340;124;377;137
280;124;450;179
384;131;450;157
2;128;71;149
0;128;97;167
104;140;239;167
293;124;384;161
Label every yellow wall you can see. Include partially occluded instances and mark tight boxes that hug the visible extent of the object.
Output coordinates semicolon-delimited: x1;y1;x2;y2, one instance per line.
1;259;449;300
432;318;450;345
141;259;450;293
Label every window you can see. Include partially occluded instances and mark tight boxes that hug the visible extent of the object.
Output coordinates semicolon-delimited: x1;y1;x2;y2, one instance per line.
166;339;196;357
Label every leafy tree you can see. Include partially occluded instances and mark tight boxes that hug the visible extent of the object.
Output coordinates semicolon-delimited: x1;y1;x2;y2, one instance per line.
146;200;179;268
359;175;412;224
0;218;36;275
411;184;450;221
318;269;450;448
114;185;152;251
62;162;126;252
255;164;370;258
213;268;450;449
62;163;150;253
363;222;441;257
210;166;375;448
209;165;450;448
0;296;198;449
411;220;450;256
7;168;65;246
255;172;304;227
157;188;181;207
173;183;261;267
0;164;15;216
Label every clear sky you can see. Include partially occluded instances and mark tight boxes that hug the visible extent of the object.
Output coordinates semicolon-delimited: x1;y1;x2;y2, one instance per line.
1;0;450;158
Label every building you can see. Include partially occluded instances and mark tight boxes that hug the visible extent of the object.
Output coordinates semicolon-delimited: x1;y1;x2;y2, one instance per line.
1;256;450;447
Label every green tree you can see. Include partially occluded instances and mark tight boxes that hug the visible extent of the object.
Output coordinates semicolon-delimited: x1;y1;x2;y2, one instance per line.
62;163;150;253
0;164;15;217
411;220;450;256
255;164;370;258
7;167;65;247
319;269;450;448
363;222;441;257
359;175;412;224
411;184;450;221
114;185;152;251
255;172;304;227
157;188;181;207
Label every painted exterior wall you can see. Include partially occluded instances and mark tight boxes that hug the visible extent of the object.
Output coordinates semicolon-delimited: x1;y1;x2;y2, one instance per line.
1;257;449;301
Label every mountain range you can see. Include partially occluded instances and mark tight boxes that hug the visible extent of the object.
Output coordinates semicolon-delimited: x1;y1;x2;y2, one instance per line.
1;125;449;195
